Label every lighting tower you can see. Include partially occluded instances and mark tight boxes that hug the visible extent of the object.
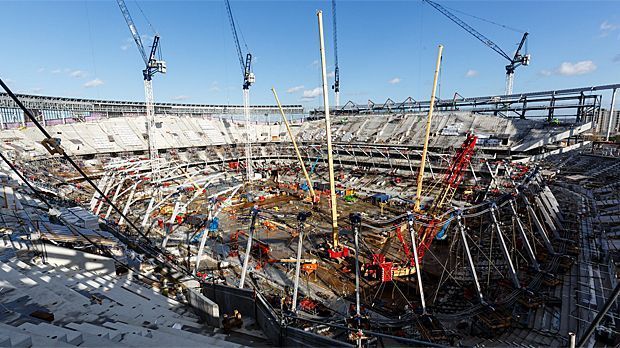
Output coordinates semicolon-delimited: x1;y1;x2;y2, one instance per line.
116;0;166;181
225;0;255;182
331;0;340;108
422;0;530;95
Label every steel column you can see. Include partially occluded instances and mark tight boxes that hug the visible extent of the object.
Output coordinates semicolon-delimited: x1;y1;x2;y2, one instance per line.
408;212;427;313
239;206;259;289
509;200;540;271
456;213;484;302
605;88;617;141
522;194;555;254
490;206;520;288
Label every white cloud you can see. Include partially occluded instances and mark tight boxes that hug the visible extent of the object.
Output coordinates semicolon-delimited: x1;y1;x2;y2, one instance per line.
311;60;319;66
122;36;153;51
302;87;322;99
51;69;62;74
70;70;87;78
37;67;45;73
287;85;305;93
83;78;104;88
172;95;190;101
557;60;597;76
539;60;597;77
465;69;479;78
327;71;335;78
600;20;619;37
120;38;133;51
388;77;401;84
31;87;43;93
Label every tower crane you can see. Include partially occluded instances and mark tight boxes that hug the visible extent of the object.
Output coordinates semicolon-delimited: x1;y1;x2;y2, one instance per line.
224;0;255;182
116;0;166;183
331;0;340;108
422;0;530;95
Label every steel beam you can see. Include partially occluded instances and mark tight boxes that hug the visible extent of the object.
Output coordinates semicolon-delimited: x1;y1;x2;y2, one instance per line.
490;206;520;288
456;213;484;302
119;182;138;226
350;213;362;318
94;175;116;216
509;199;540;271
540;189;564;229
141;196;156;227
292;212;310;312
408;212;427;313
535;196;560;239
90;175;108;211
605;88;617;142
239;206;259;289
105;178;126;219
522;194;555;254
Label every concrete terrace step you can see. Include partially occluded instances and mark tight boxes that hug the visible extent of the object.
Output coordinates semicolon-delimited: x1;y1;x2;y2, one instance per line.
0;325;33;348
90;284;200;326
64;322;122;342
154;326;244;347
1;323;73;347
0;261;199;332
0;263;91;320
85;290;201;330
6;260;92;308
102;321;153;338
101;321;224;347
17;322;83;345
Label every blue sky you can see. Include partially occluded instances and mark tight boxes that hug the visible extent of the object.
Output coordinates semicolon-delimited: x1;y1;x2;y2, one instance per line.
1;0;619;107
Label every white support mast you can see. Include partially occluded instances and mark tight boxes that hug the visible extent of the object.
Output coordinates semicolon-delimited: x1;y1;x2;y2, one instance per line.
243;89;253;182
145;79;159;183
317;10;340;249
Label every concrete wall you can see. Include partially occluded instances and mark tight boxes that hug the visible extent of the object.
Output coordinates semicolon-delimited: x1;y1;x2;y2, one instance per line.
202;283;352;347
186;287;220;327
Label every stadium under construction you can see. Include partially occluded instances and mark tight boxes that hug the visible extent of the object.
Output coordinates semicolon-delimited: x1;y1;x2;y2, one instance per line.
0;1;619;348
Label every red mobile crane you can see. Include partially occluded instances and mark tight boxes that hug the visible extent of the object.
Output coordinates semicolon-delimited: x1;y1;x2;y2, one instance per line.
367;134;478;281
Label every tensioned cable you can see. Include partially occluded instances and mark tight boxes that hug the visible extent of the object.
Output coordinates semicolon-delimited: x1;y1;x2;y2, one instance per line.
134;0;156;35
0;150;162;283
441;3;525;34
0;77;190;277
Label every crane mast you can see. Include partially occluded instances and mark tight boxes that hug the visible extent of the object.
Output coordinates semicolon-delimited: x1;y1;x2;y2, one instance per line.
331;0;340;108
225;0;255;183
505;32;529;95
422;0;530;95
116;0;166;183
